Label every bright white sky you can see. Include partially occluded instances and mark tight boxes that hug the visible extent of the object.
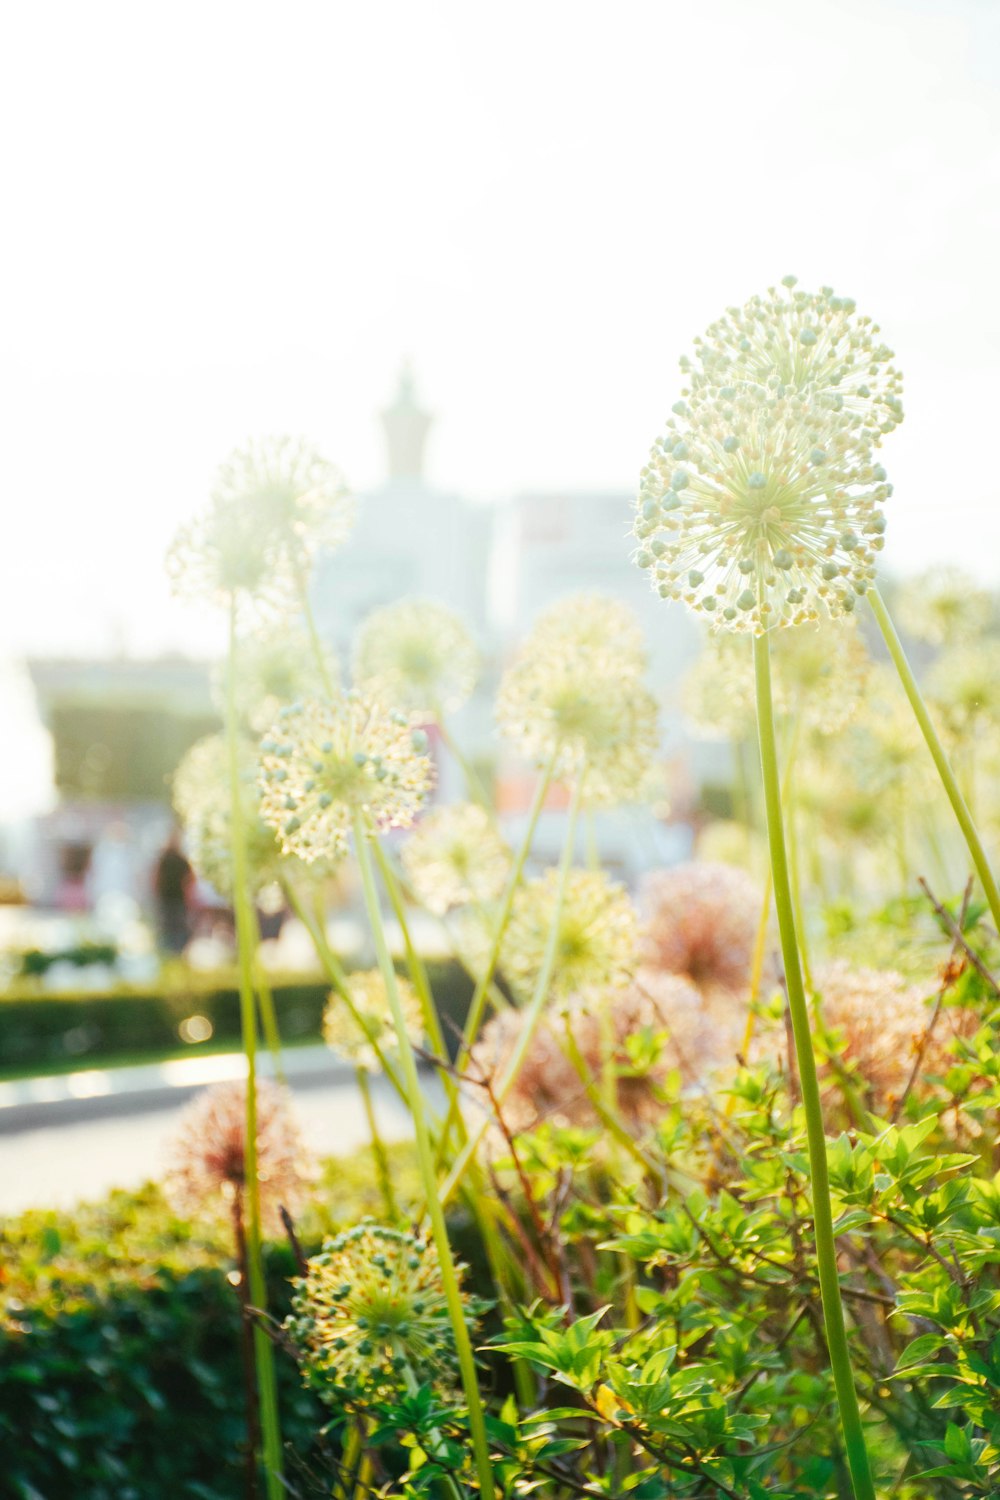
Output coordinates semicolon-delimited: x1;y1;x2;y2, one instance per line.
3;0;1000;663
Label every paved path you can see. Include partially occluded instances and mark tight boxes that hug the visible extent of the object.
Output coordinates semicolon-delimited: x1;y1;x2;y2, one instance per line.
0;1049;439;1216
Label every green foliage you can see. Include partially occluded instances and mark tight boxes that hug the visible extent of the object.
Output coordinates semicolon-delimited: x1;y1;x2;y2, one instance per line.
0;959;473;1075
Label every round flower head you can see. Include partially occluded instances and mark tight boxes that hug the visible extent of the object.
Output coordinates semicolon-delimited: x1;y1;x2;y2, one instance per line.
497;604;660;806
500;868;640;1005
173;733;297;897
529;593;649;677
167;436;354;616
323;968;424;1073
352;597;479;721
469;1002;590;1135
401;802;512;916
216;625;340;734
288;1221;473;1403
927;642;1000;741
636;280;902;633
164;1079;313;1235
809;961;977;1115
771;617;871;735
212;435;355;573
567;969;730;1119
635;378;891;632
894;566;995;647
641;861;770;998
680;632;756;742
683;277;904;441
258;692;435;864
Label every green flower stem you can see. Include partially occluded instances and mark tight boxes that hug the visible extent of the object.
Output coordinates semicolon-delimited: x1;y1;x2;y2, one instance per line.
356;1064;397;1219
351;808;495;1500
753;631;875;1500
280;879;433;1119
870;585;1000;932
295;559;337;699
226;604;284;1500
253;960;286;1086
439;776;583;1209
435;709;493;811
370;840;462;1113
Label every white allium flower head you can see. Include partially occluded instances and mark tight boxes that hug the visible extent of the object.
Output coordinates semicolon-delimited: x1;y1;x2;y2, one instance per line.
500;868;640;1005
258;692;435;864
173;732;298;897
352;597;479;721
323;968;424;1073
635;279;903;634
401;803;512;916
214;625;339;734
496;596;660;806
895;566;995;647
167;436;354;616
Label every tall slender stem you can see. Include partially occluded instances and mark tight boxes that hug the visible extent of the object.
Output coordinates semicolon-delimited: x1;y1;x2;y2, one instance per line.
753;631;875;1500
869;585;1000;932
439;777;583;1208
435;761;554;1157
226;603;284;1500
356;1064;397;1218
352;808;494;1500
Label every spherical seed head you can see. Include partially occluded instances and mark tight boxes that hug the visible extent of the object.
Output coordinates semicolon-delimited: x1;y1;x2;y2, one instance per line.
212;435;356;568
895;566;995;647
216;625;340;734
640;861;769;997
323;969;424;1072
566;969;721;1121
401;802;512;916
687;280;904;442
352;598;480;721
166;495;296;620
771;617;872;735
529;593;649;674
470;1003;585;1135
164;1079;314;1235
258;692;435;863
173;732;298;898
809;961;976;1115
497;600;660;806
501;868;640;1005
636;377;890;632
289;1221;472;1403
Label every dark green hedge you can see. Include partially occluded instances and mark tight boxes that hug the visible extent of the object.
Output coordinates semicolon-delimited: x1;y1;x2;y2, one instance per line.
0;961;475;1075
0;1153;430;1500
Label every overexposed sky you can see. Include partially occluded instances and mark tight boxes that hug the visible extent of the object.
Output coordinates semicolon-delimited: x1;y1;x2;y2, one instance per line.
2;0;999;659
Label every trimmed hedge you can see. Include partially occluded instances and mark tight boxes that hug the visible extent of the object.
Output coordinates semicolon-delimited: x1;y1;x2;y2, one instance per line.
0;960;475;1076
0;1151;430;1500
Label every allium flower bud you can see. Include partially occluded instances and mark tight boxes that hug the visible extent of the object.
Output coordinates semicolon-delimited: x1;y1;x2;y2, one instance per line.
640;861;769;998
323;968;424;1073
636;282;903;633
499;868;640;1005
352;597;479;721
401;802;512;915
288;1221;474;1402
164;1079;313;1235
496;597;660;806
258;692;435;863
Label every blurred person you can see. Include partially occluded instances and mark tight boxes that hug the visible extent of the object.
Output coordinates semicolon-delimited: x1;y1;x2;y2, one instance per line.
153;828;194;954
54;842;92;912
